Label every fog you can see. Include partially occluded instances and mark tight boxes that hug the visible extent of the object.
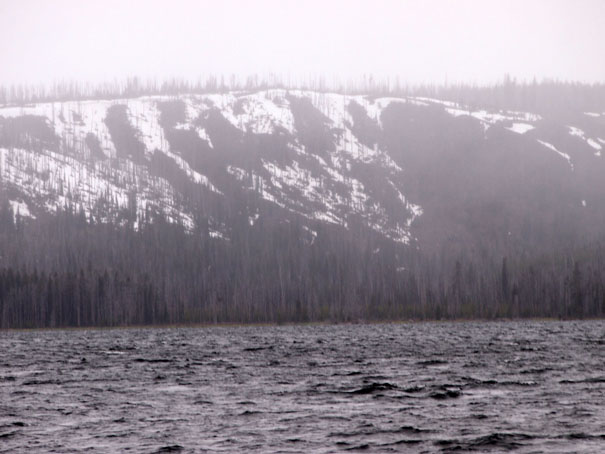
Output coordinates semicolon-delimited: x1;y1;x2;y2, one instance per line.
1;0;604;87
3;4;605;451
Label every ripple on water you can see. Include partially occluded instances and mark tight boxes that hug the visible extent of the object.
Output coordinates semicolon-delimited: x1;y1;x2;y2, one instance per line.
0;320;604;453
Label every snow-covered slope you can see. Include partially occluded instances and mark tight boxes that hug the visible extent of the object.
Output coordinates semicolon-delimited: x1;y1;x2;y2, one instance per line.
0;90;422;243
1;89;604;247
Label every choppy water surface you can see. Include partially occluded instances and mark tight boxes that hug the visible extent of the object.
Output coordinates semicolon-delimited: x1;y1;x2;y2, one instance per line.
1;321;604;453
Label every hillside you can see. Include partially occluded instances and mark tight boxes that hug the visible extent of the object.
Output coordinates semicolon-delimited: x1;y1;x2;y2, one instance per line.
1;88;605;327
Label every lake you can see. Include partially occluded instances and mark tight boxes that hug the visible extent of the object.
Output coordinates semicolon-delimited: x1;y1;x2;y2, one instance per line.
1;321;604;453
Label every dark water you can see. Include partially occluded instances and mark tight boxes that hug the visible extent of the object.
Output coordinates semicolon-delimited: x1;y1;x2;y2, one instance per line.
1;321;604;453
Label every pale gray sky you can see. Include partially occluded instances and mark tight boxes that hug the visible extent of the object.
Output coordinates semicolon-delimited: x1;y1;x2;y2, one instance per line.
1;0;604;86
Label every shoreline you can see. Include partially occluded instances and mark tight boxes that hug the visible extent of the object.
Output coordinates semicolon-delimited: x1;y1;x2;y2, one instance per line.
1;317;602;333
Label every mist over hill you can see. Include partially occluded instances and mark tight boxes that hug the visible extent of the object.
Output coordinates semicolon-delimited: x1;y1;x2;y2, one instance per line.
1;81;605;328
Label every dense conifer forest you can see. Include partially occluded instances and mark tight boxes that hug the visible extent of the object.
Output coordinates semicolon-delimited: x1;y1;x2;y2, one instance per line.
1;201;604;328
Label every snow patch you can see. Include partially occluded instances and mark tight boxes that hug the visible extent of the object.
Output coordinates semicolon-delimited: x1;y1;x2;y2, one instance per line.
9;200;34;219
248;213;259;226
157;148;222;194
537;140;573;170
0;99;118;158
412;97;542;131
197;90;296;135
0;146;196;229
209;229;227;240
506;123;535;134
126;98;165;154
568;126;602;156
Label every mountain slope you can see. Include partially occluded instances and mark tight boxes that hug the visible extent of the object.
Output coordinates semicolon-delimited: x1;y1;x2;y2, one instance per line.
2;88;605;326
1;88;605;255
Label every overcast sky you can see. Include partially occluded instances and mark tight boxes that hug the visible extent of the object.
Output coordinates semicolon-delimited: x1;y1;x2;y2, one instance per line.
1;0;604;87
